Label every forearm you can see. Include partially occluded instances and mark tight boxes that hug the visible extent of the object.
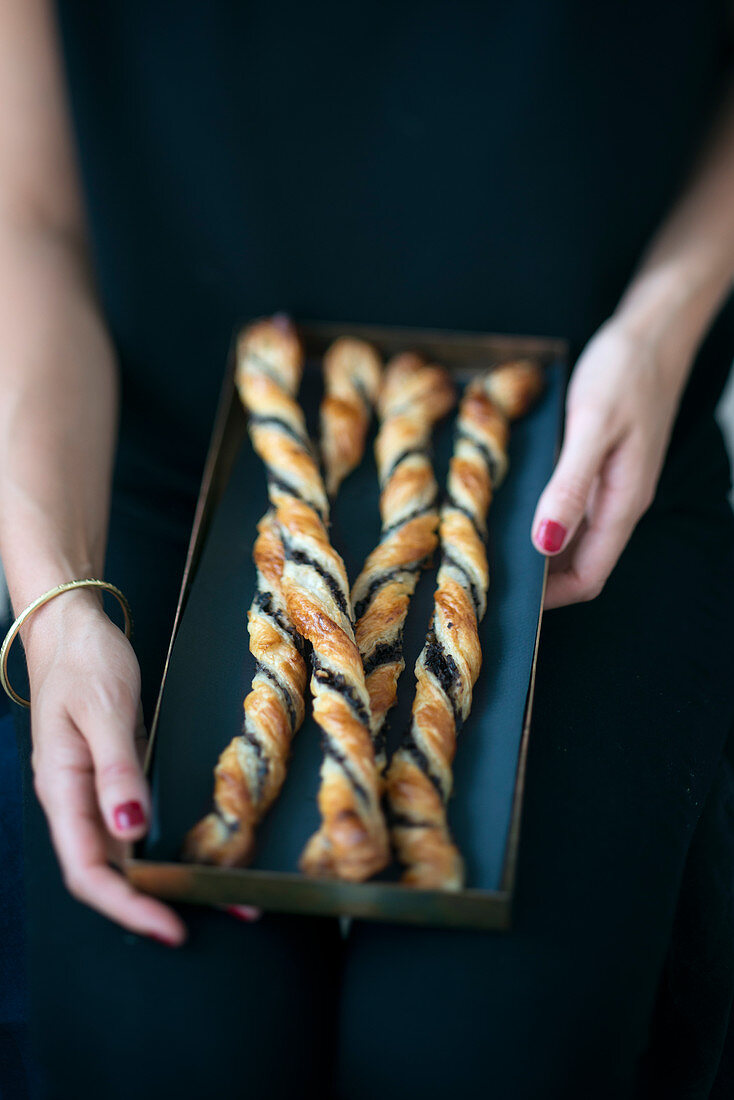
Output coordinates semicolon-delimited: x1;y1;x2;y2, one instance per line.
614;87;734;388
0;217;118;635
534;89;734;606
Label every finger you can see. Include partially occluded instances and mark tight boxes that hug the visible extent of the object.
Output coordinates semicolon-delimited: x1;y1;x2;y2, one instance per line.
75;689;151;842
532;413;614;556
133;701;148;767
36;729;187;944
543;448;642;609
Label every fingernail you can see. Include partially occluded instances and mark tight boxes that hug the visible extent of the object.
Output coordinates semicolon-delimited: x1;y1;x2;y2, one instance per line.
113;801;146;831
536;519;566;553
225;904;260;923
148;932;179;948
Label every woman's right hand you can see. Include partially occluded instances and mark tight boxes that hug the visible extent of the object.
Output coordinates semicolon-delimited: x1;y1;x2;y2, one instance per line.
24;589;187;946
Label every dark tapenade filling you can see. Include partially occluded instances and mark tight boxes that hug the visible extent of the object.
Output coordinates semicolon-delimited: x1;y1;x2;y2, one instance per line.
237;725;270;797
382;444;428;484
439;551;482;617
454;427;501;486
443;493;484;539
422;632;462;724
362;638;403;676
353;559;426;621
283;544;349;619
253;590;303;650
249;413;310;449
312;660;371;728
400;731;447;801
321;735;371;805
380;499;437;540
254;660;297;730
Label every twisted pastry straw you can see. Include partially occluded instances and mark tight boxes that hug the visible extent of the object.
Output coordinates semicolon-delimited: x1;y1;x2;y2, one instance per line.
184;512;308;865
184;319;308;866
351;353;455;769
237;319;389;881
385;360;544;890
185;325;385;869
320;337;382;498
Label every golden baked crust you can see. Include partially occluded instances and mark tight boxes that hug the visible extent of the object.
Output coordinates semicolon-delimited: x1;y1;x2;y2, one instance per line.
183;318;309;866
386;359;544;890
238;318;389;881
351;353;455;767
320;337;383;498
183;512;308;866
184;319;388;875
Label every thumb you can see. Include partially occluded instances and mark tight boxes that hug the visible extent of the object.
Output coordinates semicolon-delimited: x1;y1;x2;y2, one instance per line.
532;413;611;556
82;692;151;841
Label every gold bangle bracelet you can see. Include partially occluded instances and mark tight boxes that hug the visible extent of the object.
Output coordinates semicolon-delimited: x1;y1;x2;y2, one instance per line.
0;579;133;709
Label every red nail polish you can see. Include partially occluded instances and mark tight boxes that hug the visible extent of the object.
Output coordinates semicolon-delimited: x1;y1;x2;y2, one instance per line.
536;519;567;553
149;932;178;947
113;801;146;831
225;904;260;923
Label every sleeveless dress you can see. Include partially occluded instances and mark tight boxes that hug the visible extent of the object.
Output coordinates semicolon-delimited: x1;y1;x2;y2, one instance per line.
9;3;734;1097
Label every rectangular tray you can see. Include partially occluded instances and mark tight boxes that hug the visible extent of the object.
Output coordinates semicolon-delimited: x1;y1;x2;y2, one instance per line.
125;321;567;930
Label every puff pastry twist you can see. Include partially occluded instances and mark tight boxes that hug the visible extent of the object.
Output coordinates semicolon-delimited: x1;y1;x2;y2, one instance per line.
184;510;308;865
351;353;455;768
386;360;544;890
320;336;382;498
238;319;389;881
184;318;309;866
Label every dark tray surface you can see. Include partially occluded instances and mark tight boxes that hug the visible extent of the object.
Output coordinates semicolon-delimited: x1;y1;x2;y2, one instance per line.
142;354;563;899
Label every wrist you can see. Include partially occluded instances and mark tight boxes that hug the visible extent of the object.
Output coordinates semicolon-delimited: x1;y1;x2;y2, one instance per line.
610;297;694;412
2;532;104;628
19;585;104;670
615;268;693;350
613;250;728;389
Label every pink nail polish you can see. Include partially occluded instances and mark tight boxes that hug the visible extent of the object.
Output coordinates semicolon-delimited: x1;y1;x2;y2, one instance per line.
113;801;146;831
225;904;260;923
536;519;567;554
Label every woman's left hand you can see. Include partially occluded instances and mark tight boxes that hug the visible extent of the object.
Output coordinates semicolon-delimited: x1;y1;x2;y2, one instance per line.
531;316;688;609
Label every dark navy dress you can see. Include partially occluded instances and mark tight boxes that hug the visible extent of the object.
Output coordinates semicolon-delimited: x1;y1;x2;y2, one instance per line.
7;3;734;1097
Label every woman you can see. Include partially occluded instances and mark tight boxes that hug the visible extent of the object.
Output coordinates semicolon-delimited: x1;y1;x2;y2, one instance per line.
2;1;734;1097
